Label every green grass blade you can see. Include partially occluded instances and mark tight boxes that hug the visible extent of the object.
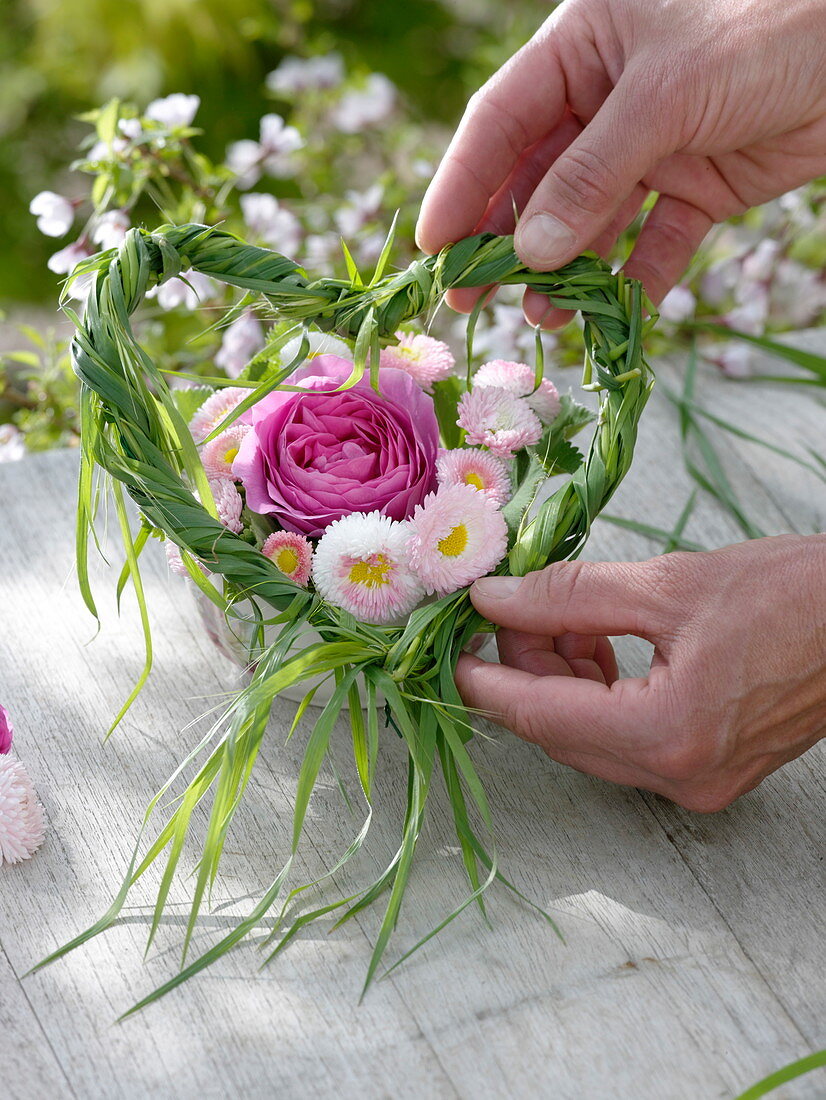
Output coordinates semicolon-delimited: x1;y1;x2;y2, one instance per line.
107;480;153;736
733;1050;826;1100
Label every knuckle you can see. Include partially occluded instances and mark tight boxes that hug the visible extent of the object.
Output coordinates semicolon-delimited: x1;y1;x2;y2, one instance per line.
553;146;619;217
654;727;717;782
674;782;738;814
482;97;532;161
636;554;693;617
529;560;588;624
501;694;542;744
466;86;487;119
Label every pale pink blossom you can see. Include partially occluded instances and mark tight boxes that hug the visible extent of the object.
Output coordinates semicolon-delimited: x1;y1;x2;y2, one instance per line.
0;425;25;463
457;387;542;457
189;387;249;442
741;240;781;283
215;312;265;378
725;293;769;336
227;114;303;188
700;258;740;308
208;477;244;533
334;184;383;238
87;136;129;161
407;484;508;596
302;233;340;274
149;269;218;311
471;299;558;363
164;539;190;577
201;426;250;480
118;117;144;141
29;191;75;237
145;93;200;128
0;756;45;865
436;449;510;505
266;54;344;95
658;285;696;324
262;531;313;585
474;359;561;423
92;209;130;250
47;239;92;275
240;193;302;254
379;332;455;389
714;344;754;379
330;74;396;133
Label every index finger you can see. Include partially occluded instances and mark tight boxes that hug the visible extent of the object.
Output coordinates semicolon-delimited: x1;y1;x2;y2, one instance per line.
416;20;568;254
455;652;651;756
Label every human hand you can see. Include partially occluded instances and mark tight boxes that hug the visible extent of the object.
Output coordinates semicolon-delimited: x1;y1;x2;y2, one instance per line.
416;0;826;324
455;535;826;811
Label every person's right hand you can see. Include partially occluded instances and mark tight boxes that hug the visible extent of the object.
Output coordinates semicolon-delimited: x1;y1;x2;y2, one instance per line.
416;0;826;325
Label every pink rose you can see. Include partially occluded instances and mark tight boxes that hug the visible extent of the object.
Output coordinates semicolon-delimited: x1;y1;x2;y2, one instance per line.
0;705;13;754
233;355;440;537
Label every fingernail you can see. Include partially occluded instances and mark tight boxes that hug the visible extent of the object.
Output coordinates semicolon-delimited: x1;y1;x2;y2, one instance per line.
473;576;523;599
516;213;576;268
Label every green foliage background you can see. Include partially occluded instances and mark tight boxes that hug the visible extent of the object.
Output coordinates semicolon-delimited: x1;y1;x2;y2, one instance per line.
0;0;544;304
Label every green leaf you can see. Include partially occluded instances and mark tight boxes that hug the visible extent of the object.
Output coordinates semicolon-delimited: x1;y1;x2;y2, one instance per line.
502;455;546;534
692;323;826;382
733;1050;826;1100
431;375;464;449
171;385;214;425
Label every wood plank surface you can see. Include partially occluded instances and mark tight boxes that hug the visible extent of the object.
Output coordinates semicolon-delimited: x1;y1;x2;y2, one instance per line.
0;343;823;1100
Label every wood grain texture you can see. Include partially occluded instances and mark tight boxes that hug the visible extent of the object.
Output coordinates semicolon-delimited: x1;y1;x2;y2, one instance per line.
0;341;823;1100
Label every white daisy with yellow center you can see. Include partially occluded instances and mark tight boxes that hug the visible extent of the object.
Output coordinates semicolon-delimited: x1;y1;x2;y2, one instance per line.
312;512;424;624
407;483;509;596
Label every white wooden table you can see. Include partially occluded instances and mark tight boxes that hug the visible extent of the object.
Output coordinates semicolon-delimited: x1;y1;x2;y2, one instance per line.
1;348;824;1100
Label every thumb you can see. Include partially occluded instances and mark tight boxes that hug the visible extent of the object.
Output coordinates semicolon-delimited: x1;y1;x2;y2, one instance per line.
470;559;674;641
514;73;674;270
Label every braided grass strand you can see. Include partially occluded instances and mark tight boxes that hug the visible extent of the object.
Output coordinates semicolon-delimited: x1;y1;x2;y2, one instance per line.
43;222;657;1008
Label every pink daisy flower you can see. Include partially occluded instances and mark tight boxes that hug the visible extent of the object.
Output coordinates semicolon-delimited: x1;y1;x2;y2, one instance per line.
0;756;46;865
474;359;561;423
189;387;249;443
165;539;210;579
457;387;541;458
262;530;313;585
313;512;424;625
436;448;510;505
379;332;455;390
208;477;244;534
0;705;13;755
164;539;190;577
407;484;508;596
201;424;250;480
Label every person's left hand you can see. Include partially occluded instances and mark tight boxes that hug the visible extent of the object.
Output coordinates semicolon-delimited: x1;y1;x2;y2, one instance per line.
456;534;826;811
